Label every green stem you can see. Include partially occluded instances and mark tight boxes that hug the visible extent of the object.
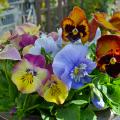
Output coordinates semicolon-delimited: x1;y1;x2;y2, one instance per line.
75;83;94;94
23;94;29;110
3;60;9;82
25;104;40;112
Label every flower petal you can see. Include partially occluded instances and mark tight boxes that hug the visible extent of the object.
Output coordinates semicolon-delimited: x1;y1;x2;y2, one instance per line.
0;44;21;60
96;35;120;60
94;13;119;32
89;18;99;41
69;6;86;25
15;23;40;36
40;75;68;104
12;59;49;93
53;44;88;77
24;54;46;68
19;34;37;48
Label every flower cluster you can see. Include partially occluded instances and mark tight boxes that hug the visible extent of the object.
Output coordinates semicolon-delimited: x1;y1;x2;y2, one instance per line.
0;6;120;119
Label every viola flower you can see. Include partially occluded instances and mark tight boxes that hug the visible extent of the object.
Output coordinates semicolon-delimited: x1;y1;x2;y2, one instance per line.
94;12;120;33
24;54;46;68
29;33;61;57
91;87;105;109
96;35;120;78
61;6;90;44
0;44;21;60
52;44;96;89
38;75;68;104
15;23;40;36
19;34;37;48
12;55;49;93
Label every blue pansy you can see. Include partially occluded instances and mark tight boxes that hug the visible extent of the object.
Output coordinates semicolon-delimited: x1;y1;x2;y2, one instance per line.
52;43;96;89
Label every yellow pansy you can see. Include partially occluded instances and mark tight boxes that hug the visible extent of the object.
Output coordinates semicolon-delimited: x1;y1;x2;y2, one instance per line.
41;75;68;104
12;59;49;93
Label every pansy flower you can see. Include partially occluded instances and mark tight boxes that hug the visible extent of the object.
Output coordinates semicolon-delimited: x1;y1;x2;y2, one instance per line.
61;6;90;44
12;54;49;93
0;44;21;60
52;44;96;89
29;32;61;57
19;34;37;48
94;12;120;33
96;35;120;78
15;23;40;36
38;75;68;104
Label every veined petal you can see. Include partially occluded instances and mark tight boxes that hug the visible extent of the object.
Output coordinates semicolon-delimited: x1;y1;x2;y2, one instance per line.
94;13;119;32
40;75;68;104
89;18;99;41
0;44;21;60
19;34;37;48
15;23;40;36
69;6;86;25
96;35;120;60
109;12;120;31
24;54;46;68
12;59;49;93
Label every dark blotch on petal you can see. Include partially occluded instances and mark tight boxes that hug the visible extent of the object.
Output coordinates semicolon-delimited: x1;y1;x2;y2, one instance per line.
65;25;75;33
106;63;120;78
77;25;87;37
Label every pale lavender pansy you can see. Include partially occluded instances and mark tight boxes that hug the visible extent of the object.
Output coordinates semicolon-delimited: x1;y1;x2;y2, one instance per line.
29;29;62;57
0;44;21;60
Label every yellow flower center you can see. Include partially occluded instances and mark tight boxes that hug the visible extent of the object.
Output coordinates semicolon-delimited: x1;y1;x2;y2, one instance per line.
74;67;80;75
72;28;78;35
21;73;33;84
110;57;117;65
50;83;61;97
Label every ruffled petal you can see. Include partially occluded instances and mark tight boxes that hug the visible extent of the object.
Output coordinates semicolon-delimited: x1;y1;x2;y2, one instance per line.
94;13;119;32
12;59;49;93
96;35;120;60
109;12;120;31
24;54;46;68
69;6;86;25
19;34;37;48
40;75;68;104
0;44;21;60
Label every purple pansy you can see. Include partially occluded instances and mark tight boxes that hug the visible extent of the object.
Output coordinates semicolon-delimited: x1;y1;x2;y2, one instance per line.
52;43;96;89
24;54;46;68
19;34;37;48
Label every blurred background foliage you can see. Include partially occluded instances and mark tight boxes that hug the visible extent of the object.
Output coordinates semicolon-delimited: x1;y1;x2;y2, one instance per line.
0;0;117;32
67;0;116;20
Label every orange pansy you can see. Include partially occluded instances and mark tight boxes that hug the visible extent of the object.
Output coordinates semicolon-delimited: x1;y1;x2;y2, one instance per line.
61;6;90;44
94;12;120;33
96;35;120;78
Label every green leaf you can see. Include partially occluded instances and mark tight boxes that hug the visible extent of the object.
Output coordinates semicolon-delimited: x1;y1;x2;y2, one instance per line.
80;108;97;120
111;103;120;115
56;104;80;120
106;85;120;104
113;77;120;85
